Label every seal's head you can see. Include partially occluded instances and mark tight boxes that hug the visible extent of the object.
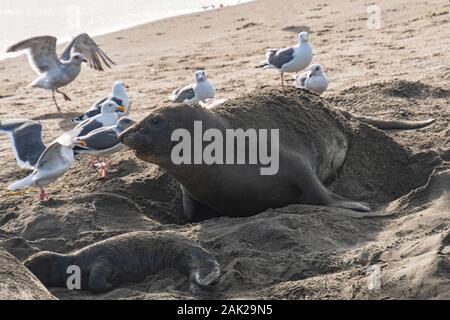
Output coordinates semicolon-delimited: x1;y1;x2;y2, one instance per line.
120;104;215;167
24;251;68;287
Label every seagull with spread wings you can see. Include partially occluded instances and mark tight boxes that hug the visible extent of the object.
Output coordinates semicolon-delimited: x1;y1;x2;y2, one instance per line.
6;33;115;112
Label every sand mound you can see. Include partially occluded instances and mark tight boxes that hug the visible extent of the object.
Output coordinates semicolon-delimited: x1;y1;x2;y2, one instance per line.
0;249;56;300
0;83;448;300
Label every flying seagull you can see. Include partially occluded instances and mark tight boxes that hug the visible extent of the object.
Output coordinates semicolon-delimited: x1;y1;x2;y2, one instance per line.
168;70;215;105
7;130;80;201
294;64;329;95
70;81;130;124
6;33;115;112
256;31;313;87
73;117;136;178
0;119;46;170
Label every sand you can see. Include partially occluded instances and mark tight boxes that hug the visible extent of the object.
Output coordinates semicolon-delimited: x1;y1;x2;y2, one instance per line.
0;0;449;300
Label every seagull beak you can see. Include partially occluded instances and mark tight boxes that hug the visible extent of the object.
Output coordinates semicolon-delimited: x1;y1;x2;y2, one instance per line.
82;59;88;63
76;141;87;147
116;106;126;113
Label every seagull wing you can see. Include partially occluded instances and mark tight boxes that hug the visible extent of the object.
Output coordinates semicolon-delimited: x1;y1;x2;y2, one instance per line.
267;47;295;69
76;129;120;150
7;36;60;75
0;119;46;169
33;141;64;171
295;71;310;88
61;33;115;71
170;84;196;103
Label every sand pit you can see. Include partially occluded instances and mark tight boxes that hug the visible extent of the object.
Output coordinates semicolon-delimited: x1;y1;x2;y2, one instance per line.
1;83;448;300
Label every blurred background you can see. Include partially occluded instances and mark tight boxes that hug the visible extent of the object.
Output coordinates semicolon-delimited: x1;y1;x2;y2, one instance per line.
0;0;250;59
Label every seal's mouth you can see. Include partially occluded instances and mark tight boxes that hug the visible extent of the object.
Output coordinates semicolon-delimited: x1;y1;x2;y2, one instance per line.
119;127;153;155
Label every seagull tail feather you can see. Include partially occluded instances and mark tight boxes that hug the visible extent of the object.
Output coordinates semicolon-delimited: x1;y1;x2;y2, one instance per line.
255;63;268;69
9;175;34;191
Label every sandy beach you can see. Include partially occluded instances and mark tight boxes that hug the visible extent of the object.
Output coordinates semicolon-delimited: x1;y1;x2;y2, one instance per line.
0;0;449;300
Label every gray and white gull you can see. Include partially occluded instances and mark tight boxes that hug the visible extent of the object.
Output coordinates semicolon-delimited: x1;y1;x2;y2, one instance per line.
6;33;115;112
257;31;313;87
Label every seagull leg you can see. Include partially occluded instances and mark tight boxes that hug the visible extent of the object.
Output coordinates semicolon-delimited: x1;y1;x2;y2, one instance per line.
37;187;48;202
99;159;109;179
56;89;72;102
90;157;101;169
281;72;285;88
52;90;62;113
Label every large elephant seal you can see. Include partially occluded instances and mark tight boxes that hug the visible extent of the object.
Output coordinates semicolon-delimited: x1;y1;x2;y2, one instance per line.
120;87;434;221
24;232;220;293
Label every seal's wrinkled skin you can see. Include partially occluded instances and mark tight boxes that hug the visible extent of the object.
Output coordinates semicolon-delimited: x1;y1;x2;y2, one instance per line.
24;232;220;294
120;87;434;221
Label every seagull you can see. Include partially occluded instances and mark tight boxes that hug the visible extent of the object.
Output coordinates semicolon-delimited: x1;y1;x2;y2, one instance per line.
0;119;46;170
168;70;215;105
70;81;130;124
294;64;329;95
73;100;125;138
73;117;136;178
7;130;80;201
6;33;115;112
256;31;313;87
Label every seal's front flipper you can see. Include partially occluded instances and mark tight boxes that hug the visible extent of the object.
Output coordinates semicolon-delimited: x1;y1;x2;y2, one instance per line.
291;155;372;213
181;186;222;222
88;262;113;293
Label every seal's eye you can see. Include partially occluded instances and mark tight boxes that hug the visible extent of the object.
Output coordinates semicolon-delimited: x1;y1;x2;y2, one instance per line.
151;117;161;126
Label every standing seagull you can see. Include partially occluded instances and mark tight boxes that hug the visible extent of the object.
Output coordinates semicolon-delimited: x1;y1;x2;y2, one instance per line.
168;70;215;105
294;64;329;95
6;33;115;112
8;130;79;201
257;32;313;87
70;81;130;124
73;100;125;138
73;117;136;178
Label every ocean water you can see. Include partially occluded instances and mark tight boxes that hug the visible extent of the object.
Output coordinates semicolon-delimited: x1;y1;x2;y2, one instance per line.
0;0;251;60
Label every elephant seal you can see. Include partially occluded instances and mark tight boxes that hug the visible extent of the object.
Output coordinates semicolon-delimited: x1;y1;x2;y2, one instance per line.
120;87;435;221
24;232;220;293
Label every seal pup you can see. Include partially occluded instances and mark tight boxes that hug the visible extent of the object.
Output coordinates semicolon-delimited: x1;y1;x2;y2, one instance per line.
24;232;221;294
120;87;435;221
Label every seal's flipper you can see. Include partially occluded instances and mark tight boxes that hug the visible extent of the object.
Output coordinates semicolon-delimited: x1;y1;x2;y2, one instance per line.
88;262;113;293
183;246;221;296
182;186;222;221
327;192;372;212
290;154;372;212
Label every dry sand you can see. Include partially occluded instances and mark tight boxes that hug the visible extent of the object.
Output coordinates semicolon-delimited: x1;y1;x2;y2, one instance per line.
0;0;449;300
